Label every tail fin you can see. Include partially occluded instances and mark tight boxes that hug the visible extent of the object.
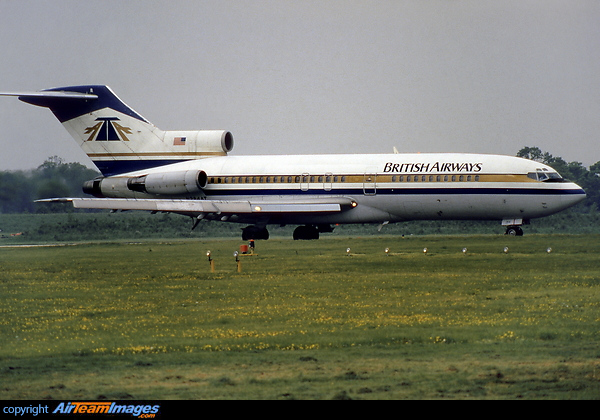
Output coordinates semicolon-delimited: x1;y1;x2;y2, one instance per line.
1;85;233;176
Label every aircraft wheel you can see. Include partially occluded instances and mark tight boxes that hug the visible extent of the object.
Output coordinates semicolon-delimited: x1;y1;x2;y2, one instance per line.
293;225;320;240
242;226;269;240
505;226;524;236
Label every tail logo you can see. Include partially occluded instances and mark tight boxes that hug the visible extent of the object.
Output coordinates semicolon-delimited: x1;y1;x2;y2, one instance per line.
85;117;132;142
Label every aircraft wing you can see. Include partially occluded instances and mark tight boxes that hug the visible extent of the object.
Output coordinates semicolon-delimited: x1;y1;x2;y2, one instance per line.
36;197;355;214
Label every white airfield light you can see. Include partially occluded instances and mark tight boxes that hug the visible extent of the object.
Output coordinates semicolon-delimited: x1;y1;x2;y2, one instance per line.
206;250;215;272
234;250;242;272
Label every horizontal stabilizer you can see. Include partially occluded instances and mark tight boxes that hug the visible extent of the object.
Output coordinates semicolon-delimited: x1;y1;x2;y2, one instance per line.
0;90;98;101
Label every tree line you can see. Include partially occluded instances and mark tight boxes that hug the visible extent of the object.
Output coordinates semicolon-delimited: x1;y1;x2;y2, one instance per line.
1;148;599;214
0;156;99;213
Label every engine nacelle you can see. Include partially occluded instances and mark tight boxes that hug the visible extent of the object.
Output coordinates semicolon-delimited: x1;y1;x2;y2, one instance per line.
82;177;105;197
128;170;208;195
163;130;233;154
82;176;131;198
83;170;208;197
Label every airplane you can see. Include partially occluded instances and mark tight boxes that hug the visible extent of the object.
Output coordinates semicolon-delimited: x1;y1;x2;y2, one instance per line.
0;85;586;239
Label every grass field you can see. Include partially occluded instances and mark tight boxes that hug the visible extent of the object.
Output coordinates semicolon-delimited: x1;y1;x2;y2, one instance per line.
1;234;599;399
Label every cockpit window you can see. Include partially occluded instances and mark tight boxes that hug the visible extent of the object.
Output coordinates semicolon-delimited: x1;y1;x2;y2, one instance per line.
527;171;564;182
545;172;564;182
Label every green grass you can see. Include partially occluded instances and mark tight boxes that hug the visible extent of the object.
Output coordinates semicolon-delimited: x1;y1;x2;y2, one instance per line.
1;235;599;399
2;208;600;245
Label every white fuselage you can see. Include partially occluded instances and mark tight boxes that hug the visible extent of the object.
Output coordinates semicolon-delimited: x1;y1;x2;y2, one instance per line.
117;152;586;226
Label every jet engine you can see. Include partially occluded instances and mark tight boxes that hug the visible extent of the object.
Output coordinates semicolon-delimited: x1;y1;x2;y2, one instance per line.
83;170;208;198
127;170;208;195
163;130;234;154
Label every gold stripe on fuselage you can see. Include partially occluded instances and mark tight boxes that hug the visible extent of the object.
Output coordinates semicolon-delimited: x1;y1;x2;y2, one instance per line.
205;173;536;185
87;152;228;158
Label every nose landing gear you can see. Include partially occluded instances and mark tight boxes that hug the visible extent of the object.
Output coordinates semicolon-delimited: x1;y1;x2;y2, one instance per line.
502;218;528;236
505;226;524;236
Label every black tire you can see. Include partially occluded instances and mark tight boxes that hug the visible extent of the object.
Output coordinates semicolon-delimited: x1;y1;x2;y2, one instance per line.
505;226;524;236
242;226;269;240
293;225;319;240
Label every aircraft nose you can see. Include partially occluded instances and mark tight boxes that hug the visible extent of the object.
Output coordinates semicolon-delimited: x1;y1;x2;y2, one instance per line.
563;184;586;207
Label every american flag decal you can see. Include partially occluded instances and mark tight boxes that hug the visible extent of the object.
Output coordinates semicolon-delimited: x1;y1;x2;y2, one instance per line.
173;137;186;145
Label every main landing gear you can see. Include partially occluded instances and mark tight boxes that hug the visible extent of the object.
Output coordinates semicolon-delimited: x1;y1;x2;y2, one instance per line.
241;224;334;240
241;225;269;240
293;224;334;240
293;225;319;240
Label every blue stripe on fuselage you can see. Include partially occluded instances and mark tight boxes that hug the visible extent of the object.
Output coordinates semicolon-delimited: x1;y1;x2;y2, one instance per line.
93;159;191;177
202;186;586;197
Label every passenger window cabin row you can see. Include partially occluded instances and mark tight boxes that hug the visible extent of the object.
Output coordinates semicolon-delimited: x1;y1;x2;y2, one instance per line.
391;174;480;182
208;174;481;184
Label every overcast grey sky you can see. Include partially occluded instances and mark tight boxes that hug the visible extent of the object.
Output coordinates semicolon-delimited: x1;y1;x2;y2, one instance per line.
1;0;598;171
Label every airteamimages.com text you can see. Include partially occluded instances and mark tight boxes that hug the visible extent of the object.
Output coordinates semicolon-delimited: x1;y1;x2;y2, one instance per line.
3;402;161;417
